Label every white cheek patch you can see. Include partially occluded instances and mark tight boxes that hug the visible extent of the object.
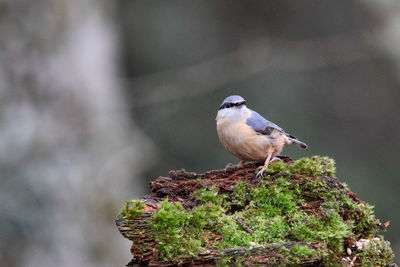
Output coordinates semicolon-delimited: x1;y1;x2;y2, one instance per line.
217;107;248;122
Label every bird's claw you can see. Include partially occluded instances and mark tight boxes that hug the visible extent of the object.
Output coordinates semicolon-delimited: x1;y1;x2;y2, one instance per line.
255;166;267;178
271;157;282;163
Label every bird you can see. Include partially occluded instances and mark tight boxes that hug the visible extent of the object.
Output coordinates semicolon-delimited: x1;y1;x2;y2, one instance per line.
216;95;307;177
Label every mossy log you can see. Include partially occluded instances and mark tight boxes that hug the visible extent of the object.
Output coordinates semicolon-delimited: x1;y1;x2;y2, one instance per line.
116;156;395;266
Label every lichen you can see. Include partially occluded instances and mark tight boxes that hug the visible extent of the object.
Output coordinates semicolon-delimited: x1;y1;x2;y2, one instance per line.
120;156;394;265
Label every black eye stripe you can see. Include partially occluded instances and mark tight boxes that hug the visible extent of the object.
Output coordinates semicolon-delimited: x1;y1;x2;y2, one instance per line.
218;101;245;110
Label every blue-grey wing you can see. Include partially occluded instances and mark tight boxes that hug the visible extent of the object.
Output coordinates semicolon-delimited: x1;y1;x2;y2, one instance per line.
246;109;284;135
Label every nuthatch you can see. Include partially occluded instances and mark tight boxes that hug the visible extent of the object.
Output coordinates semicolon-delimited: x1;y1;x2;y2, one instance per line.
216;95;307;177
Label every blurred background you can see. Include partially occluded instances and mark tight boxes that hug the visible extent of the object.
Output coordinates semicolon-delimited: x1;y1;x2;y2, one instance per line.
0;0;399;266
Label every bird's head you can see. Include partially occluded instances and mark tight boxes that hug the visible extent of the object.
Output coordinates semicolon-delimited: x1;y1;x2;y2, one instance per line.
216;95;248;121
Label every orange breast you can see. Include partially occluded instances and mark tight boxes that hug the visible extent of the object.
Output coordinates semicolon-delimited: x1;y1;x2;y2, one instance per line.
217;121;286;161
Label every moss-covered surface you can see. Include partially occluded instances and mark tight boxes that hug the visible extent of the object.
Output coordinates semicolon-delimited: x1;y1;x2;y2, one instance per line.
119;199;145;220
278;245;318;265
117;156;394;266
354;236;394;266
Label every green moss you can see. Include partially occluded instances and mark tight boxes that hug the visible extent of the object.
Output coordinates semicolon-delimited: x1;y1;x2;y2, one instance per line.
216;216;252;248
216;256;245;267
253;177;300;213
291;210;352;252
122;156;393;265
230;182;250;208
265;160;288;174
192;185;224;205
263;156;335;179
216;256;232;267
355;237;394;266
288;156;336;176
279;245;317;264
150;199;204;261
291;244;316;258
352;204;380;237
119;200;145;219
255;216;290;243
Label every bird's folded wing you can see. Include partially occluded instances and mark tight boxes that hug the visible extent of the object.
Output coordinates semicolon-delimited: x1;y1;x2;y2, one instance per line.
246;109;285;135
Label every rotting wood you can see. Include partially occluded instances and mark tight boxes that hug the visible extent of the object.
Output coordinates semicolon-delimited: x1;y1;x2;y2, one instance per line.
116;214;326;266
116;157;394;266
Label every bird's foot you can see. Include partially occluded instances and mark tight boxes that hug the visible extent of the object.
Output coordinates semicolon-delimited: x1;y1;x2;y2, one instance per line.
224;163;236;173
255;151;273;179
271;157;282;163
237;160;245;169
256;165;268;178
225;161;245;173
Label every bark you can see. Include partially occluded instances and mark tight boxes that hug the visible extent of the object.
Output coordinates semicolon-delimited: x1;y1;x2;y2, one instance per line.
116;157;373;266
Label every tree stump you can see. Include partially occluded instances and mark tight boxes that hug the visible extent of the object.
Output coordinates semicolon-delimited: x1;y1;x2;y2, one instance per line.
116;156;395;266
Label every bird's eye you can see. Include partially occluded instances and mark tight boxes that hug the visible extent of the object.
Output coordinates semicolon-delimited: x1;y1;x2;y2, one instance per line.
219;101;243;110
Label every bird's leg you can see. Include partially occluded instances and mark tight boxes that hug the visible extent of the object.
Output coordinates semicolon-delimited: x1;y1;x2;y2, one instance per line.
224;163;235;172
224;160;244;172
256;151;272;178
224;160;245;172
237;160;245;168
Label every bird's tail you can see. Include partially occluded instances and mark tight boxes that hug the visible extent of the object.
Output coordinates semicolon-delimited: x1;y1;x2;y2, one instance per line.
288;136;308;149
